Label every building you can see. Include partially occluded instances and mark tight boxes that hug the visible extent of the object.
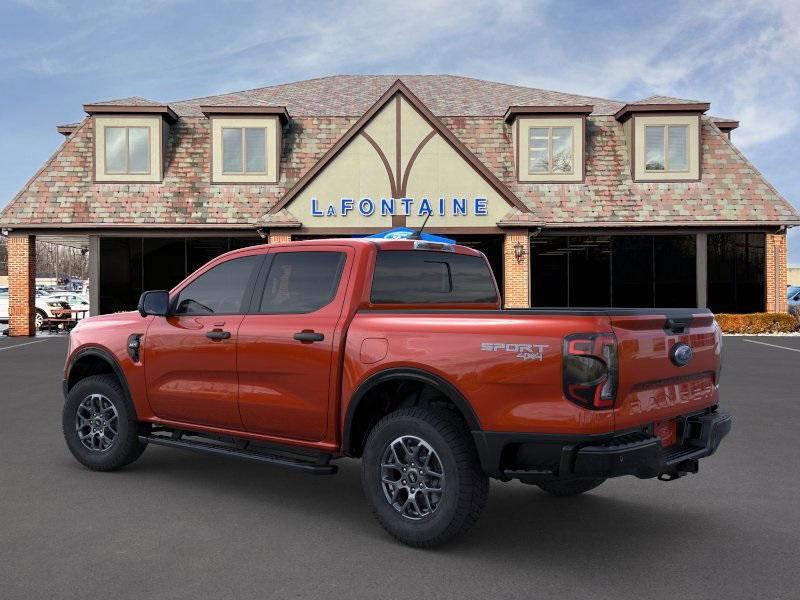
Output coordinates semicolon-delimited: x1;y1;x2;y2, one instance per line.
1;75;797;335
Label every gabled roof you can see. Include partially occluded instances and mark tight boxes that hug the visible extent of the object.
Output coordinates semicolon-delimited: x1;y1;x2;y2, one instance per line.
269;79;532;216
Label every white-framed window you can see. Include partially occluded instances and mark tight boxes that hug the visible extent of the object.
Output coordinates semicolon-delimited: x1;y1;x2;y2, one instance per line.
104;126;151;175
528;126;574;175
210;116;279;183
644;124;689;172
632;115;699;181
517;116;583;183
94;115;163;183
221;127;268;174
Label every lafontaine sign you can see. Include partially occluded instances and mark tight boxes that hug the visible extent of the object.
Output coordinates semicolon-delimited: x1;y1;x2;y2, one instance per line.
311;196;489;218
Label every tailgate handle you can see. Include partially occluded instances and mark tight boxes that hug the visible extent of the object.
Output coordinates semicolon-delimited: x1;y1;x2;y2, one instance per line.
664;317;691;334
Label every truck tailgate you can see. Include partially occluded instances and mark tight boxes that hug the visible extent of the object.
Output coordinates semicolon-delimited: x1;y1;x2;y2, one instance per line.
611;310;721;432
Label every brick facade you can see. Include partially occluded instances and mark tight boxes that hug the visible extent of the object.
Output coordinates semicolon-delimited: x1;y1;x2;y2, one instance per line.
7;234;36;336
765;232;788;313
502;230;530;308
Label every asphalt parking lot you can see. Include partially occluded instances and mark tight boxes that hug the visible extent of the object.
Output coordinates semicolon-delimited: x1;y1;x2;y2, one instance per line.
1;335;799;600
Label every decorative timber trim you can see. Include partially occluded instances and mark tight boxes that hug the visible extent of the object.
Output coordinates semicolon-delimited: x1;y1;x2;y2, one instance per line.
268;79;531;215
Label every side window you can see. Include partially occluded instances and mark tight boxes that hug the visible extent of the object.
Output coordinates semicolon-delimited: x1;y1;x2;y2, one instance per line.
371;251;498;304
258;252;346;314
174;255;260;315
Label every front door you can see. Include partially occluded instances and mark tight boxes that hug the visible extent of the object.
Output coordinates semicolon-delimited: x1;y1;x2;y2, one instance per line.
237;246;352;441
145;253;263;429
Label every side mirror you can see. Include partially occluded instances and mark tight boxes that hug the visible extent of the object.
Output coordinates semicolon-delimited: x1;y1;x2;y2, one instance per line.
138;290;170;317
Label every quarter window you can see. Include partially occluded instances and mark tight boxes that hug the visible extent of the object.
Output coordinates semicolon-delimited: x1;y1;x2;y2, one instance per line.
645;125;689;171
258;252;346;314
222;127;267;174
528;126;573;174
173;255;260;315
104;126;150;174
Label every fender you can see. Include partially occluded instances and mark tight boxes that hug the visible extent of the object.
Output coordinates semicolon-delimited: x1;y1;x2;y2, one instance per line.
342;367;482;456
65;346;136;415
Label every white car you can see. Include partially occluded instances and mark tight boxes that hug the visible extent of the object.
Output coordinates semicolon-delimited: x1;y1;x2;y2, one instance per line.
46;292;90;318
0;287;73;329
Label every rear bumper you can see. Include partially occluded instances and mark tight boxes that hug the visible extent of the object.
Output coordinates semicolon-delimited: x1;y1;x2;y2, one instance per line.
472;409;732;481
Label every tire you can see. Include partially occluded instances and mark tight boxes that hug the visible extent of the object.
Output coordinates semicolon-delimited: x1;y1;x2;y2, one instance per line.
62;374;147;471
361;407;489;547
35;309;46;330
536;478;605;497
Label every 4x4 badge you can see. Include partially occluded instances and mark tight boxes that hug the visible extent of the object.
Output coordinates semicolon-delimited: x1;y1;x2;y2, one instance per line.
480;342;548;361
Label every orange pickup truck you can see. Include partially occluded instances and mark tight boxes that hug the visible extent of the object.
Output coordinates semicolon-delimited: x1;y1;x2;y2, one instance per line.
62;238;731;546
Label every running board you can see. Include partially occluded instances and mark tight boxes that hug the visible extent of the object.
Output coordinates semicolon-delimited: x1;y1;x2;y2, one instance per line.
139;433;338;475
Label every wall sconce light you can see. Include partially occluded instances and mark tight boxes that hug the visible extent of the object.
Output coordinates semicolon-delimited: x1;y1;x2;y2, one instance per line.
256;228;267;240
514;241;527;263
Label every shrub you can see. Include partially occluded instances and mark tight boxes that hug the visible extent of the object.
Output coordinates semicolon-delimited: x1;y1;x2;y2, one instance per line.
715;312;800;334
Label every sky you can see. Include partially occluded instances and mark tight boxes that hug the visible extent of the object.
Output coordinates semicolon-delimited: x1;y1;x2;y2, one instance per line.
1;0;798;260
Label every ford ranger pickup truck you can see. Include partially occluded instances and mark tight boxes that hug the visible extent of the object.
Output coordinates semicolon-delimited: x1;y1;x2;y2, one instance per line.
62;238;731;547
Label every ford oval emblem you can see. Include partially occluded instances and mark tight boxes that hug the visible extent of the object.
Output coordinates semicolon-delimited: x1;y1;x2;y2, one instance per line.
670;342;694;367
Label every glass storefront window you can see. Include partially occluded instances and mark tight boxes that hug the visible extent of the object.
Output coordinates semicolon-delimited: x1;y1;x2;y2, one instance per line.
97;236;261;314
707;233;765;313
531;234;696;308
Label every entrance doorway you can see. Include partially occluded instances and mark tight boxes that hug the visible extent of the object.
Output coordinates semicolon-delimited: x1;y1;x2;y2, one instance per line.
449;235;504;299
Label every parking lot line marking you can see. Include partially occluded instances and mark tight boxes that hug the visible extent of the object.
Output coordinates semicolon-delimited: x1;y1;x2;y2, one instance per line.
742;338;800;353
0;339;54;352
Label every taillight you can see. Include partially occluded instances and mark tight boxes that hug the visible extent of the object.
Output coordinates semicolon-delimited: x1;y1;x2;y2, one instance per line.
563;333;618;409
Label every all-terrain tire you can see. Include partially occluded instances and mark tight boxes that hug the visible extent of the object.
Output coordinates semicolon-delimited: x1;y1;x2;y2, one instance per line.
361;407;489;547
536;478;605;497
62;374;147;471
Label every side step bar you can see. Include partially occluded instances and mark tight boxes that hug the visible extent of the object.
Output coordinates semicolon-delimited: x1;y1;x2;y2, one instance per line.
139;432;338;475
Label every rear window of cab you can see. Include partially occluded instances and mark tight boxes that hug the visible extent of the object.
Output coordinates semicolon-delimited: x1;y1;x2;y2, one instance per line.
370;250;498;304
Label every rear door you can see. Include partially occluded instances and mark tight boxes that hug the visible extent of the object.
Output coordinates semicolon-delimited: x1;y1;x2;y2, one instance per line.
611;310;721;435
145;254;263;429
237;246;352;441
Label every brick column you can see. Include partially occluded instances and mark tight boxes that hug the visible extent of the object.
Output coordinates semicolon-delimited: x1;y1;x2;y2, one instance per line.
268;230;292;244
8;234;36;336
502;229;530;308
765;232;788;313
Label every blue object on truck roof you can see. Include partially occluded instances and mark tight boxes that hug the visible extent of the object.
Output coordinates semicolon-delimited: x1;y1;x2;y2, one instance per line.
365;227;456;244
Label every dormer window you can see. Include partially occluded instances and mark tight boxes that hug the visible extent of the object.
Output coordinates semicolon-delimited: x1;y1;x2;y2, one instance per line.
505;106;591;184
84;101;175;183
105;126;151;174
615;99;707;182
528;126;574;174
92;116;164;182
222;127;268;174
644;124;688;172
201;106;289;184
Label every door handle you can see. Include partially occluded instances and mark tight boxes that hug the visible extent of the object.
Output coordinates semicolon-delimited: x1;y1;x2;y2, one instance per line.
206;330;231;340
293;331;325;343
